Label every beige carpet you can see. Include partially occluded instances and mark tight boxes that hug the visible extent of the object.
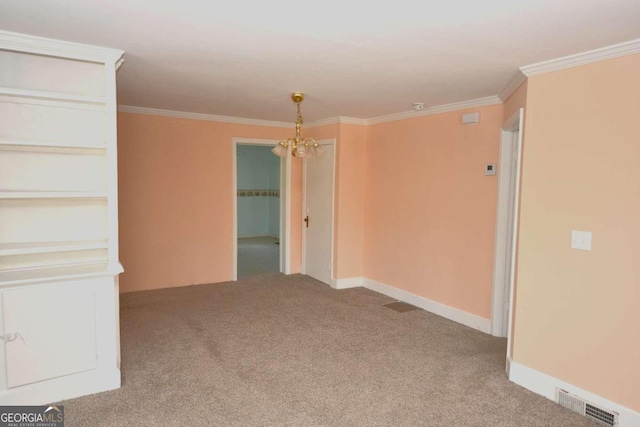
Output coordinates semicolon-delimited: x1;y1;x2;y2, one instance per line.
237;236;280;277
62;274;598;426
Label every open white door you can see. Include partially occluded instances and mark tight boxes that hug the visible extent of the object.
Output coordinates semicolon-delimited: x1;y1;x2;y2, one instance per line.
303;140;335;285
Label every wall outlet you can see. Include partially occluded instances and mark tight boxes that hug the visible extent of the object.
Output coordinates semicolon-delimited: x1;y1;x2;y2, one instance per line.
571;230;592;251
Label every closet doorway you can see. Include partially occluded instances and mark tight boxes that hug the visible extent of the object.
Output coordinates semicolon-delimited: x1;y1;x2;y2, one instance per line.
232;138;290;280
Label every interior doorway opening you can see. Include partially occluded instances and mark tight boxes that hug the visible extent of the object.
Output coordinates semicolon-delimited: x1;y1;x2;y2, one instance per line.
232;138;290;280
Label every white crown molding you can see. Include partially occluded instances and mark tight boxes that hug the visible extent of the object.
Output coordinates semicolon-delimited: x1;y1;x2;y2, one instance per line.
338;116;369;126
306;116;368;128
367;96;502;125
119;95;502;129
118;106;369;128
520;38;640;76
118;105;294;128
0;30;124;64
305;117;341;127
498;71;527;102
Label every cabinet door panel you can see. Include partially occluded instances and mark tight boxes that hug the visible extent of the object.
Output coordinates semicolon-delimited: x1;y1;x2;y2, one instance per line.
2;283;97;388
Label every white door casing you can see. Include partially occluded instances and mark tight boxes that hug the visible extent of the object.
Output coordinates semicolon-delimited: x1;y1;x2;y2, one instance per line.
491;108;524;344
302;140;335;285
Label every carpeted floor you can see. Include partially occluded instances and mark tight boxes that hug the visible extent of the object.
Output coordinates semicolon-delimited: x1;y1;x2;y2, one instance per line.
61;274;598;426
237;236;280;277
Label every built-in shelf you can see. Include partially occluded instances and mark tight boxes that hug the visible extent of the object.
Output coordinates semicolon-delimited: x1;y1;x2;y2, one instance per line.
0;262;122;287
0;138;106;152
0;240;108;256
0;87;105;104
0;191;108;199
0;31;124;403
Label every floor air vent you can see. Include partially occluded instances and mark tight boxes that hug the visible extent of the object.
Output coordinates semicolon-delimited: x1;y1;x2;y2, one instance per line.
556;389;618;426
383;301;418;313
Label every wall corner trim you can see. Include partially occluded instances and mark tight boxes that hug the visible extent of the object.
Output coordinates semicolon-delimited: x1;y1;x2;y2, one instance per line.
498;71;527;102
509;361;640;426
520;38;640;76
360;278;491;334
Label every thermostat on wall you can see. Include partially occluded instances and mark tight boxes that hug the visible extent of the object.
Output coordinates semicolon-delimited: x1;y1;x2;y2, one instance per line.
462;112;481;124
484;163;496;176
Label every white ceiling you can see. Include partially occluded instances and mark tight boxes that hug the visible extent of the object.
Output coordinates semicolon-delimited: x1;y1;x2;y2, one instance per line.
1;0;639;122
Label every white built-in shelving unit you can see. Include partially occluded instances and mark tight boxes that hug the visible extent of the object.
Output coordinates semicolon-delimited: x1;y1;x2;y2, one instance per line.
0;30;124;404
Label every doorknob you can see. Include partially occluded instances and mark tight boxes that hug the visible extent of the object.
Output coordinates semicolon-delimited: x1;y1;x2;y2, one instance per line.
304;216;309;228
0;332;26;344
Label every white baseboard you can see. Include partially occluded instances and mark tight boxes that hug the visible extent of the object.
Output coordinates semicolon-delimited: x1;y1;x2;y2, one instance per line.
330;277;365;289
237;234;278;239
328;277;491;333
362;278;491;333
510;361;640;426
0;367;120;405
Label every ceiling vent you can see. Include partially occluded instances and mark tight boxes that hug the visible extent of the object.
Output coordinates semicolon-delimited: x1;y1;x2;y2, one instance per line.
556;389;618;426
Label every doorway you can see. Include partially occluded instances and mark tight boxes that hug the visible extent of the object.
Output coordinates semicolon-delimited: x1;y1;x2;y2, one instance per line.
232;138;291;280
302;139;336;286
491;108;524;351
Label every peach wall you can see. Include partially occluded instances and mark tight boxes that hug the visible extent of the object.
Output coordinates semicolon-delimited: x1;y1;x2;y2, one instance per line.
513;54;640;411
364;105;502;318
334;124;367;279
117;112;293;292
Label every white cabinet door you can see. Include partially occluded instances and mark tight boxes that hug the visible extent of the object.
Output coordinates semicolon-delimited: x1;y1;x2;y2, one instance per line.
2;282;97;388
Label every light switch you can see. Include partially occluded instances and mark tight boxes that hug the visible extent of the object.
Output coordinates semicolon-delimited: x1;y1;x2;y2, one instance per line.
571;230;592;251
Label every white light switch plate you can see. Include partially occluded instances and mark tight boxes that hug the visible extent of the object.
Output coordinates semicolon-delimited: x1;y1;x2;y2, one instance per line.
571;230;592;251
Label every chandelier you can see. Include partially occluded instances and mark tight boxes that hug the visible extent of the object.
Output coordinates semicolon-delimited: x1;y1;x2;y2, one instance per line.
272;92;324;159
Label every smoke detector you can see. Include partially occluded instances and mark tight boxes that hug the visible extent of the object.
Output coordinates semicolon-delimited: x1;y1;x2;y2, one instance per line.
413;102;425;111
